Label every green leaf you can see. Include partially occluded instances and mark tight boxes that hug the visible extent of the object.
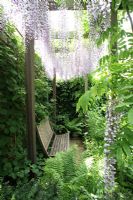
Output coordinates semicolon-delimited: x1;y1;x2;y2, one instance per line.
122;142;131;157
76;91;90;113
125;128;133;145
116;147;123;167
128;108;133;124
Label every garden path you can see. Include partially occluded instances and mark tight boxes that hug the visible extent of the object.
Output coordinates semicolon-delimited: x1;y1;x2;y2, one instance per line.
70;137;94;169
70;136;85;154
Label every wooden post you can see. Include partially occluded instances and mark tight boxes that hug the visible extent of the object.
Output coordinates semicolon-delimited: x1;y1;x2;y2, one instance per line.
25;39;36;163
53;68;57;123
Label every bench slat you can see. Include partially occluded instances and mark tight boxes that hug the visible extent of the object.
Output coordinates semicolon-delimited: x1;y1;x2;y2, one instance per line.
37;118;69;157
49;133;69;156
37;119;54;155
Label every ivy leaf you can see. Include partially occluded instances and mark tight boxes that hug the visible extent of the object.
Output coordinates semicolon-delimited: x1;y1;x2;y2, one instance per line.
128;108;133;124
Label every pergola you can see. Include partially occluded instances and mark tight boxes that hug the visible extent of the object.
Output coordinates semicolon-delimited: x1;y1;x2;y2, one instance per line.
25;0;87;163
1;0;132;164
24;0;133;163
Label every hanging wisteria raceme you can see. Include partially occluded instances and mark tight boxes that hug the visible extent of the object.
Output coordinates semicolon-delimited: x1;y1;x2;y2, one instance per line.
37;0;49;40
52;0;101;80
86;2;120;197
87;0;112;39
0;4;6;31
11;0;35;41
40;0;56;78
57;0;71;80
104;99;121;199
1;0;106;80
10;0;49;42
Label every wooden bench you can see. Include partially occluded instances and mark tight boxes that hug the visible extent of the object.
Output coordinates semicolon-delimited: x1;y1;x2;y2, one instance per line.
37;118;69;157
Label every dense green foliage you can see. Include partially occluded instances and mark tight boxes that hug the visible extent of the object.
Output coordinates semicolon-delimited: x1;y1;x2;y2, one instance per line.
0;24;26;178
0;23;51;181
40;148;91;200
55;78;88;135
77;2;133;197
0;148;104;200
35;54;51;123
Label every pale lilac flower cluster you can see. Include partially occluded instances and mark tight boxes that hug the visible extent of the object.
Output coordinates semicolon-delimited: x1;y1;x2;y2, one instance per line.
104;99;121;198
1;0;106;80
11;0;49;42
87;0;112;39
37;0;49;40
0;5;6;31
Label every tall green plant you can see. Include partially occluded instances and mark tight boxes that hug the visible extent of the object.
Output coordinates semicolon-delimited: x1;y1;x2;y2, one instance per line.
0;21;52;179
77;2;133;196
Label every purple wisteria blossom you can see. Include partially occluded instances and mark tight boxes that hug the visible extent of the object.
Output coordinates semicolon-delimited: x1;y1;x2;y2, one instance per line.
104;99;121;198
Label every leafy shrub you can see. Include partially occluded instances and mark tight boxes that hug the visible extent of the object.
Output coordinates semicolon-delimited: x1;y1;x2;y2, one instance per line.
39;147;104;200
0;23;26;178
0;21;52;179
66;117;84;135
53;77;90;135
0;155;46;200
35;54;51;123
86;107;105;141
